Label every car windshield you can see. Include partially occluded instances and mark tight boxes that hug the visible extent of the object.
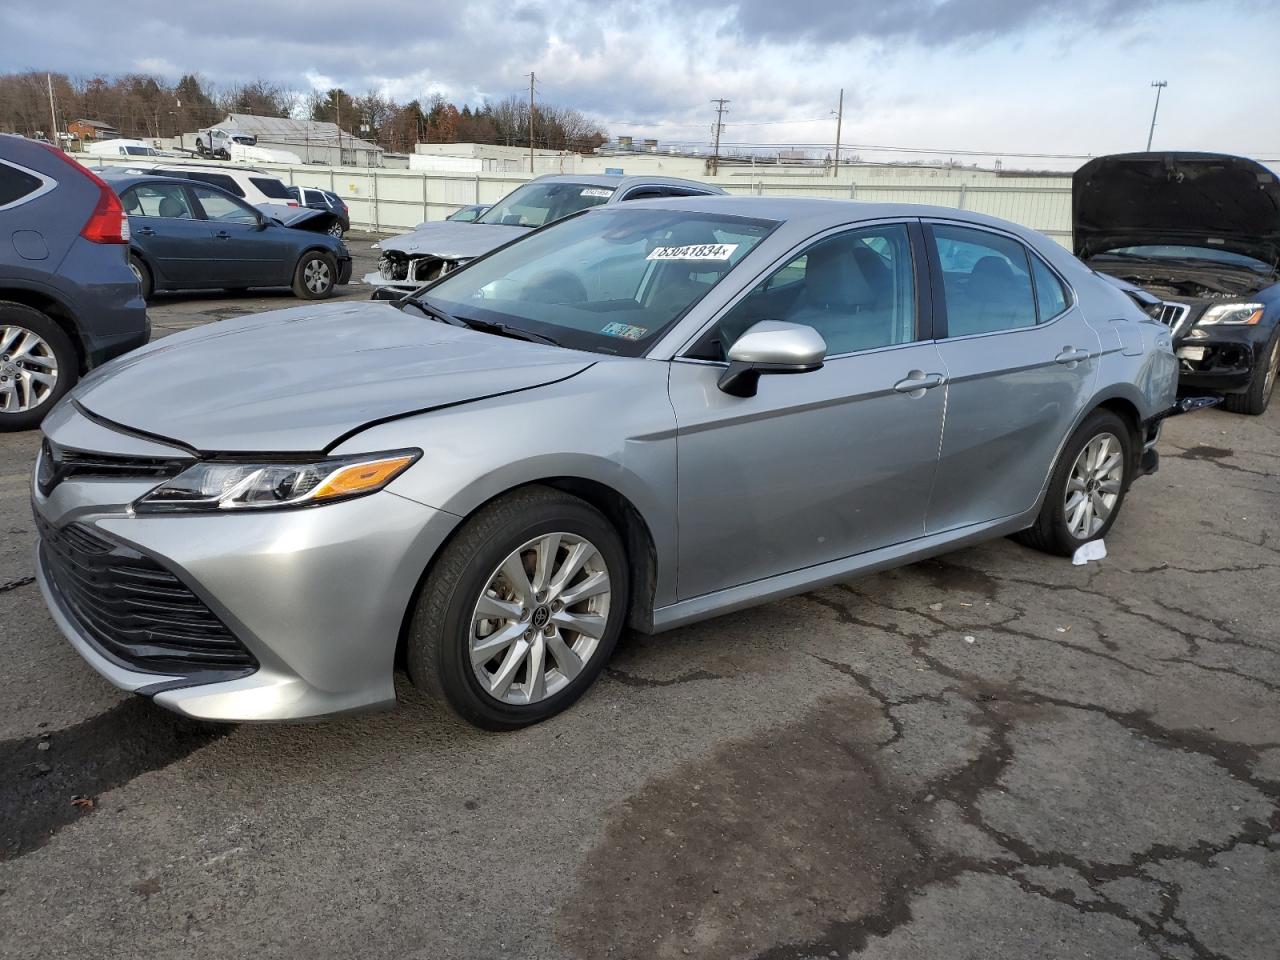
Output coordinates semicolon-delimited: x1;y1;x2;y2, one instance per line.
420;207;777;357
1099;244;1271;271
475;181;616;228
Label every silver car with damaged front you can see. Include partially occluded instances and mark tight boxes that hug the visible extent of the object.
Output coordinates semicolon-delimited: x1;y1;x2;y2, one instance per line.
33;197;1176;729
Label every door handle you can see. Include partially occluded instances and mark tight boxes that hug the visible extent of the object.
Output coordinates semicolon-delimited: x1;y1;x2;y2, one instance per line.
893;371;946;395
1055;347;1091;365
214;231;231;240
136;227;156;236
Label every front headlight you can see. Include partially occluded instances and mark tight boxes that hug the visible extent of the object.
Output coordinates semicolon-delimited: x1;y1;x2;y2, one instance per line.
1198;302;1265;325
135;449;420;513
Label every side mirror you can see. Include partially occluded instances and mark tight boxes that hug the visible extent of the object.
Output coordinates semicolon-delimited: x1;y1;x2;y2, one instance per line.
254;215;269;231
717;321;827;397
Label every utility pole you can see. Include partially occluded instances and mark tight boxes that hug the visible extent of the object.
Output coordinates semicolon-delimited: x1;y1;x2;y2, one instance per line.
710;98;730;177
46;73;60;149
1145;81;1167;152
833;88;844;178
528;72;536;174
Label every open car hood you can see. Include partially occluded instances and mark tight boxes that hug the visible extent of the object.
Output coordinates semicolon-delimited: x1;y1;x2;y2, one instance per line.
255;202;339;234
1073;152;1280;266
378;221;529;259
72;301;593;453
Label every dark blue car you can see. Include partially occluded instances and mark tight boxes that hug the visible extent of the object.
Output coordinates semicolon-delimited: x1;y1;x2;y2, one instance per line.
104;172;352;301
0;134;148;430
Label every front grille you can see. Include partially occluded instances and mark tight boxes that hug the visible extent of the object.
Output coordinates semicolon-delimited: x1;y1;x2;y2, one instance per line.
37;516;257;676
37;440;188;496
1158;302;1191;336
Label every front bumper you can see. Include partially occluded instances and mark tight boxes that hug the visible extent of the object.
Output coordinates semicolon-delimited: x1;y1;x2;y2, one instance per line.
1174;327;1267;393
31;417;459;721
362;271;418;296
337;255;353;286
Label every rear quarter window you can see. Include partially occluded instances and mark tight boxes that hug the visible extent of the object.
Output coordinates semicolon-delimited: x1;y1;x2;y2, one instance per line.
250;176;291;200
176;171;244;197
0;162;44;207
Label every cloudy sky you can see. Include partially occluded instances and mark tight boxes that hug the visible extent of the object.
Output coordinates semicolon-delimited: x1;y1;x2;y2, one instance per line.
4;0;1279;168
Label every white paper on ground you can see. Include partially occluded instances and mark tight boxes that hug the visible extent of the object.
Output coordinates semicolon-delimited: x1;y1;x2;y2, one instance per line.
1071;539;1107;565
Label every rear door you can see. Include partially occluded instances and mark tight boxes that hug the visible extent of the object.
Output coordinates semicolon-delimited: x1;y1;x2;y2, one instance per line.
189;184;296;286
923;221;1100;532
120;182;211;285
668;220;947;599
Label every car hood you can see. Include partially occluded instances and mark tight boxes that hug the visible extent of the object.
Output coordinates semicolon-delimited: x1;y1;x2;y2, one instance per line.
378;221;529;259
72;301;594;453
255;202;337;233
1073;152;1280;265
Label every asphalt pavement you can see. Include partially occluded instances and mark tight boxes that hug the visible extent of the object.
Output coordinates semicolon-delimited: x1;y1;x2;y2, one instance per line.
1;241;1277;959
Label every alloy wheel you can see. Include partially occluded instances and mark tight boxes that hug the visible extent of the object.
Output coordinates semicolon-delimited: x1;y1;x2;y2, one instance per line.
327;222;344;239
303;258;332;294
469;532;611;705
0;325;59;414
1064;432;1123;540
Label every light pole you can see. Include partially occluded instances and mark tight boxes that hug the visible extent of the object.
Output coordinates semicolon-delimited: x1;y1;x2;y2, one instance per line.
1146;81;1167;152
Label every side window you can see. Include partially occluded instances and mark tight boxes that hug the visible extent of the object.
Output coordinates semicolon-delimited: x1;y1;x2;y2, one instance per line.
122;183;194;219
1031;254;1070;322
621;187;666;201
191;185;259;225
249;176;291;200
931;225;1037;336
184;172;245;197
689;223;917;360
0;162;43;207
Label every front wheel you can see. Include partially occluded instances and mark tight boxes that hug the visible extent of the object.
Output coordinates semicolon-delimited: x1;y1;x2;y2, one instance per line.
1221;330;1279;416
406;486;629;729
0;302;77;432
1014;409;1132;556
292;251;336;299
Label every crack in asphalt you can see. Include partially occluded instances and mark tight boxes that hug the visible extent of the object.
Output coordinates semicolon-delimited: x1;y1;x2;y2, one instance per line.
738;573;1280;960
0;576;34;594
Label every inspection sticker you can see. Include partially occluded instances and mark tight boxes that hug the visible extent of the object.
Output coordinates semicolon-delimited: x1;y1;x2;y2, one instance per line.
646;243;738;262
601;322;649;340
581;188;614;198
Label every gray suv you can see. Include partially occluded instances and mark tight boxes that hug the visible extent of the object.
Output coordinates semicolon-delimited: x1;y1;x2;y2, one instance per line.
0;135;148;430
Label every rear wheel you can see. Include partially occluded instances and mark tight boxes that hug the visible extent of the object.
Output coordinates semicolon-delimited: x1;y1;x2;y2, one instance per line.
0;302;77;432
292;251;336;299
1221;330;1279;416
406;486;629;729
1014;409;1132;556
327;221;344;239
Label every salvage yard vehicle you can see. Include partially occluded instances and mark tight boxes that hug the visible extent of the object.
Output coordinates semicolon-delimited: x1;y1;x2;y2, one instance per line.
0;134;148;431
32;197;1176;729
122;161;299;208
1075;152;1280;414
106;172;352;300
366;174;726;294
285;185;350;238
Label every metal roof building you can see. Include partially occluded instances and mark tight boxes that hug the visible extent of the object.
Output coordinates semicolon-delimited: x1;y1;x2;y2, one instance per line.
219;114;384;167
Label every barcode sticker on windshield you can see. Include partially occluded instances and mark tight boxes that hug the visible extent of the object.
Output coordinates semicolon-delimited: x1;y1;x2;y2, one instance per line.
601;322;649;340
646;243;738;262
581;188;614;198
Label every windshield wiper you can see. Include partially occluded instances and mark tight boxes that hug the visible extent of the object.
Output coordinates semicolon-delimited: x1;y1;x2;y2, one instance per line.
457;317;561;347
401;293;466;327
402;294;560;347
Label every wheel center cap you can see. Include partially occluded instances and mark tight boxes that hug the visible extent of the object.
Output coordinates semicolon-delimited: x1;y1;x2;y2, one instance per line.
531;606;550;629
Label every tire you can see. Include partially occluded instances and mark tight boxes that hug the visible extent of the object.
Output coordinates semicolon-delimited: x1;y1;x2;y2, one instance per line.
1013;409;1133;557
0;302;78;432
406;485;630;730
128;253;153;300
292;251;337;300
326;221;344;240
1221;330;1279;416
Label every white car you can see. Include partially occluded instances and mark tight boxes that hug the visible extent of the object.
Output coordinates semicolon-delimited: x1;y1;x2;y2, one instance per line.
83;138;162;158
141;161;298;208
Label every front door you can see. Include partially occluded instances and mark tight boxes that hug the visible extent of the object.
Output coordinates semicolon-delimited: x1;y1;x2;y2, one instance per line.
189;185;293;286
669;221;947;600
923;221;1101;532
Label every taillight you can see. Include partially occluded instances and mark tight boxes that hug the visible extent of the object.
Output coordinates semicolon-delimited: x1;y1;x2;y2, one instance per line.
81;186;129;243
32;143;129;244
287;201;299;207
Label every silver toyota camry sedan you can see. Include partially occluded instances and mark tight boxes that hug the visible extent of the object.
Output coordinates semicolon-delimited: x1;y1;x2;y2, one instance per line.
32;197;1177;729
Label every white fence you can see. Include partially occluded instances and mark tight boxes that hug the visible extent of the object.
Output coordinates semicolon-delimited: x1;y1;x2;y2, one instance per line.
81;157;1074;246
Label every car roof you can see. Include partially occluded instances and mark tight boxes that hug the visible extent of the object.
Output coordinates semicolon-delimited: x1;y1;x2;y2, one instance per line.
603;194;1043;236
99;170;236;193
530;172;726;194
127;160;272;177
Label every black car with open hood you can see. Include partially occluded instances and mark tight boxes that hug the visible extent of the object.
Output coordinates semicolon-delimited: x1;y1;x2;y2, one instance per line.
1074;152;1280;415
